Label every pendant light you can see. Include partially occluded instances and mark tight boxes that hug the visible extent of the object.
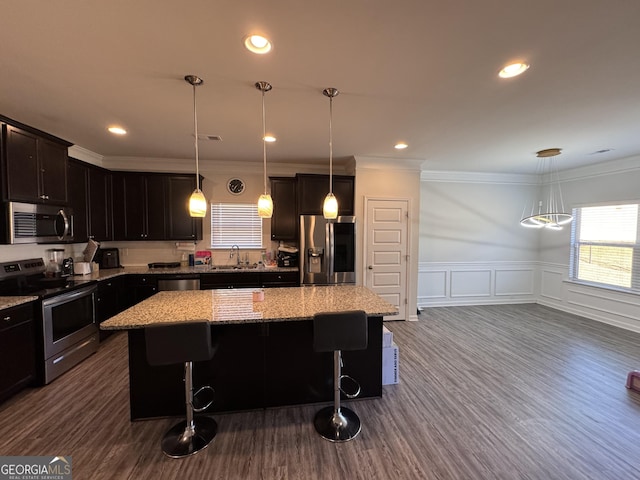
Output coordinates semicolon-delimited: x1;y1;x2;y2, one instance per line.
322;87;339;219
185;75;207;218
520;148;573;230
256;81;273;218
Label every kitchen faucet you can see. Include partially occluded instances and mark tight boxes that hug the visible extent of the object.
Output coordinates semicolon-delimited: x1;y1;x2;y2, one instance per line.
230;245;240;265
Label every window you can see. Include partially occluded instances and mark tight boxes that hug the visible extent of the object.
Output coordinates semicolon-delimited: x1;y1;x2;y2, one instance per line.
210;203;263;249
569;203;640;293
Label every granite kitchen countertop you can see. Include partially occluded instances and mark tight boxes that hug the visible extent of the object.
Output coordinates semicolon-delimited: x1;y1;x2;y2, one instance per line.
100;285;398;330
74;265;297;282
0;296;39;310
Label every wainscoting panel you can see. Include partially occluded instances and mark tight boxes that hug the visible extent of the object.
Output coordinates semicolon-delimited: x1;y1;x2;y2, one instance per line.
495;269;535;296
419;270;447;299
419;262;537;307
451;270;491;298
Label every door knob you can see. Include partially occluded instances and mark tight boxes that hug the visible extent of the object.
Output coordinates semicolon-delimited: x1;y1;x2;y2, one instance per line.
368;265;373;270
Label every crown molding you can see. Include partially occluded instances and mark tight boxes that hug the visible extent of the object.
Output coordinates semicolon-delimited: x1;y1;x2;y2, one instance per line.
68;145;104;166
421;170;536;185
354;155;424;171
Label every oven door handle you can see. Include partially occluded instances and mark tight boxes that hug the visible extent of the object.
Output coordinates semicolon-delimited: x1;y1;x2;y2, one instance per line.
42;285;96;307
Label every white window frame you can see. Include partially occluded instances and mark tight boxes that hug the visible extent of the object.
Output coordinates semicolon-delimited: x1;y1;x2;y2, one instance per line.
569;201;640;294
210;203;263;249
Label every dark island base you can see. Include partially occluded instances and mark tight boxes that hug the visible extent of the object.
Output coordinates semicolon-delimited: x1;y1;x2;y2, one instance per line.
127;317;383;421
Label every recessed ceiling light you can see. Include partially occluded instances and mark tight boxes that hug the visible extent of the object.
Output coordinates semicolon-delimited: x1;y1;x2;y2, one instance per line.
394;142;408;150
108;126;127;135
264;135;276;143
244;35;272;54
498;62;530;78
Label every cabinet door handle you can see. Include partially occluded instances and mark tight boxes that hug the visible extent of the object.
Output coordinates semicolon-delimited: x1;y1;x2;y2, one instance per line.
3;316;11;322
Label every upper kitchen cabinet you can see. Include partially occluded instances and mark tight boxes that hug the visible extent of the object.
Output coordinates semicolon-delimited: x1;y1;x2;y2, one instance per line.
166;175;203;241
112;172;202;241
88;165;113;241
1;117;71;204
296;174;355;216
67;159;89;241
68;158;113;242
270;177;297;241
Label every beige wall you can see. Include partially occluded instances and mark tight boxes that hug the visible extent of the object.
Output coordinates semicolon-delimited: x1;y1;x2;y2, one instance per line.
354;157;423;321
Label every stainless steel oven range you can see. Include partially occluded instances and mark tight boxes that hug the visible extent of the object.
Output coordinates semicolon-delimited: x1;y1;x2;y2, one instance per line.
0;258;98;384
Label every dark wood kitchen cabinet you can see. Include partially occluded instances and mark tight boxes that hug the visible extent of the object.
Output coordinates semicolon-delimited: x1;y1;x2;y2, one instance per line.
123;275;158;308
296;173;354;216
270;176;297;241
96;276;124;341
260;271;299;287
200;272;261;289
112;172;201;241
88;165;113;241
0;302;36;403
112;172;165;240
166;175;202;240
67;159;89;241
1;120;70;204
68;158;113;242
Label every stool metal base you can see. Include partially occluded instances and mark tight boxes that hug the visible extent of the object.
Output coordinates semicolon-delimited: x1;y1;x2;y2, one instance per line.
161;416;218;458
313;406;361;442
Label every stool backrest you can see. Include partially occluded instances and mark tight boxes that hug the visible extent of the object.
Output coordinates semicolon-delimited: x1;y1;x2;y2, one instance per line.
313;310;368;352
145;322;214;366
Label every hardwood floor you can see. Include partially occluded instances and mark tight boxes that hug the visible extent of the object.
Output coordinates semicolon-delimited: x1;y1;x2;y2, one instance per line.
2;304;640;479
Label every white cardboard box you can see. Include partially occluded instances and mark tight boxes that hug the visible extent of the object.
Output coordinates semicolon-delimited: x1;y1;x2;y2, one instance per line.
382;342;399;385
383;326;393;347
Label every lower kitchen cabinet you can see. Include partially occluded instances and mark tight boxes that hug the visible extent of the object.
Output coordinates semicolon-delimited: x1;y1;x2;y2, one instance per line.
0;302;36;403
200;272;261;289
124;275;158;308
96;276;125;341
260;271;299;287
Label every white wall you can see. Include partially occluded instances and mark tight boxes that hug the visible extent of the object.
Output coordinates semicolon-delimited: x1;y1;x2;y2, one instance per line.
418;156;640;333
418;171;540;307
536;156;640;332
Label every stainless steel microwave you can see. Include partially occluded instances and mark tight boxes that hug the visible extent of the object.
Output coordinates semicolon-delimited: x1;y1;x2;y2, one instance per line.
5;201;74;244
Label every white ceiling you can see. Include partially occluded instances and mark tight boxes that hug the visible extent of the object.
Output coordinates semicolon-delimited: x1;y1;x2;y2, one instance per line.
2;1;640;174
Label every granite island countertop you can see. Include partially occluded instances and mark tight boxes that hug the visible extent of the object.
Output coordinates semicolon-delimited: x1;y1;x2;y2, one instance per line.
101;285;398;329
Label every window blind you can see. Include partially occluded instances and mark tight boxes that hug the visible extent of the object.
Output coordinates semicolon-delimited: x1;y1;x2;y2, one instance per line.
570;203;640;293
210;203;263;249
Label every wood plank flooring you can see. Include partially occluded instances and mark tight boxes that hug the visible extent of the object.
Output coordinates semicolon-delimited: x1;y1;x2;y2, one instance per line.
2;304;640;479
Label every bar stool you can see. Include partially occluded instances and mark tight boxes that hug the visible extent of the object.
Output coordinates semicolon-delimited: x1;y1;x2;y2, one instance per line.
145;321;217;458
313;310;368;442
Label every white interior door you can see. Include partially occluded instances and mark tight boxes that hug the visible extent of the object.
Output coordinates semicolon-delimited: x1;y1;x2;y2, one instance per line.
364;198;409;320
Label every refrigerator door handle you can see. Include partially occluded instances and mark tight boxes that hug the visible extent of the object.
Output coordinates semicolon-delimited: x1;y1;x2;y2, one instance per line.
327;220;334;281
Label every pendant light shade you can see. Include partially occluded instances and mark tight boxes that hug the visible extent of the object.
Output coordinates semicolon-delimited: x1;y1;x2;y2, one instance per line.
323;87;339;220
520;148;573;230
185;75;206;218
256;81;273;219
189;190;207;217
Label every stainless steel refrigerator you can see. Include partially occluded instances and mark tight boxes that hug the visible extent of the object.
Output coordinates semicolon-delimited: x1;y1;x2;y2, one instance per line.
300;215;356;285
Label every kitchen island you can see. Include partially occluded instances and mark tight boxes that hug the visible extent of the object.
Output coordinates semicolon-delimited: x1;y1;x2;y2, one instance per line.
101;286;397;420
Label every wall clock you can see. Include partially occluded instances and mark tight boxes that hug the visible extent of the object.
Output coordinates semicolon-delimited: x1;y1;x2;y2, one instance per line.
227;177;245;195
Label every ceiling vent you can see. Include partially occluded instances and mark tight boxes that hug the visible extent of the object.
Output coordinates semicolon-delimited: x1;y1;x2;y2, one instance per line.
197;134;222;141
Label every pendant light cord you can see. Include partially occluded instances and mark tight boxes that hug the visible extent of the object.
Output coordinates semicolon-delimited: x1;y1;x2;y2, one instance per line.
192;84;200;189
329;95;333;194
262;89;267;194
